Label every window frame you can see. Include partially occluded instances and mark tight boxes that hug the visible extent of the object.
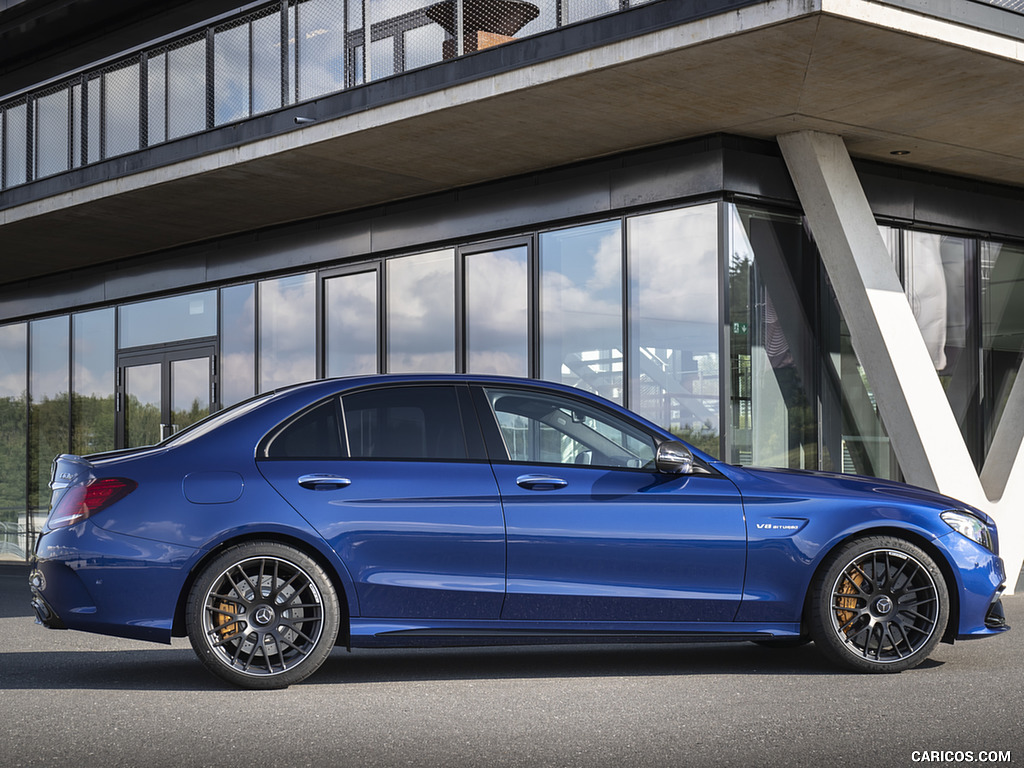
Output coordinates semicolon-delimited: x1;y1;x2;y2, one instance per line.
257;394;345;460
470;383;663;471
256;383;488;463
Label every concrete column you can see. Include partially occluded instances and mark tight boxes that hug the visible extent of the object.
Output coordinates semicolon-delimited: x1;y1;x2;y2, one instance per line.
777;129;1023;592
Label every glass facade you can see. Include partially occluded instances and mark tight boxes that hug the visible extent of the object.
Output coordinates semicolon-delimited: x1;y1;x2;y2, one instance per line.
0;323;27;560
540;221;623;403
0;0;655;191
982;241;1024;454
325;269;379;377
464;244;529;377
28;317;69;539
220;283;256;407
628;205;719;455
903;232;978;464
2;196;1023;559
728;207;818;470
125;362;162;448
119;291;217;348
71;309;115;456
387;250;456;373
259;274;316;391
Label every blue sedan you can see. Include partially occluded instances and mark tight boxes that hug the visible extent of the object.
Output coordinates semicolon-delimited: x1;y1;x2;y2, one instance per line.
30;375;1009;688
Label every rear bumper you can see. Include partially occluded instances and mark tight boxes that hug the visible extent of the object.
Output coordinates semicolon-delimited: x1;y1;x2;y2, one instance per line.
29;570;66;629
32;520;198;644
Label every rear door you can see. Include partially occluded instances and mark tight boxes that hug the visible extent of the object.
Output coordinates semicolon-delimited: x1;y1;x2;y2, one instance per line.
257;383;506;620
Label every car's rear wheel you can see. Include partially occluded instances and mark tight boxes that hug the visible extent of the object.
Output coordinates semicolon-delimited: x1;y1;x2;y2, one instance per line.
808;536;949;673
186;541;340;689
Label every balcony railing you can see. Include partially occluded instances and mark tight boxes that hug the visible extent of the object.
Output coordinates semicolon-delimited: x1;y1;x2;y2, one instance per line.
0;0;653;192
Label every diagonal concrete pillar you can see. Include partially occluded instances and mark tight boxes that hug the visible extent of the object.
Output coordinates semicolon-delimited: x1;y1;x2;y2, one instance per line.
777;129;1022;592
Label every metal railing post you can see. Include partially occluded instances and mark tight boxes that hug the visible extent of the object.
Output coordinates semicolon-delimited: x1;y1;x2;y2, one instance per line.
456;0;464;56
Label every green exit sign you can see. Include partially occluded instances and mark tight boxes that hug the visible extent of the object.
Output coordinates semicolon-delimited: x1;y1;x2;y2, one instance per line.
732;322;749;335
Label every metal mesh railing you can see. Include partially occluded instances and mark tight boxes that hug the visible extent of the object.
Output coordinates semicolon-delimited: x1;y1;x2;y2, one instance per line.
2;98;28;188
974;0;1024;10
148;34;209;144
0;0;646;191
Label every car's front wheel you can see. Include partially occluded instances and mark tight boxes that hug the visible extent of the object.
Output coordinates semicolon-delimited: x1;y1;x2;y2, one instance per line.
186;541;340;689
808;535;949;673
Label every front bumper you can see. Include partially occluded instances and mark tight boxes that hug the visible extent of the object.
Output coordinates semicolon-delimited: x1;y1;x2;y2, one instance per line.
984;596;1008;631
935;530;1011;640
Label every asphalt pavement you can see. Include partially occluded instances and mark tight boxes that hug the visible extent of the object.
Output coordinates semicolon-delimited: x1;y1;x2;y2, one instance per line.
1;561;1022;768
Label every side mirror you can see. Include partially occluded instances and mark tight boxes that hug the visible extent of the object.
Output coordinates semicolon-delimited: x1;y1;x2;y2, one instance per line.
655;441;694;475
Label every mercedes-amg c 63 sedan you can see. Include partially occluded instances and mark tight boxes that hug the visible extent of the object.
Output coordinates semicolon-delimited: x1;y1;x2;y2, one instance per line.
30;375;1009;688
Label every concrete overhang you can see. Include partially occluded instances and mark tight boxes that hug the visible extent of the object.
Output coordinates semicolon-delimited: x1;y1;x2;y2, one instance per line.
3;0;1024;285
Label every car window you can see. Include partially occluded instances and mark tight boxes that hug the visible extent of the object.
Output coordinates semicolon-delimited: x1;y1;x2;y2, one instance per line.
482;387;657;469
261;397;345;459
342;385;468;460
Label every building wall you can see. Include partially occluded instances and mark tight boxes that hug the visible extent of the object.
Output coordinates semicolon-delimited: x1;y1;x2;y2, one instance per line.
3;138;1024;591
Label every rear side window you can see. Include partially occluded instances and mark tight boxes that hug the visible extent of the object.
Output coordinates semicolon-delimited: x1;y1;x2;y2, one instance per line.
343;386;467;460
261;398;344;459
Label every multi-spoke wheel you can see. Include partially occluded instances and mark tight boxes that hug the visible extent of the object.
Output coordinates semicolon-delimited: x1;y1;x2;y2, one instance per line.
186;542;340;689
809;536;949;673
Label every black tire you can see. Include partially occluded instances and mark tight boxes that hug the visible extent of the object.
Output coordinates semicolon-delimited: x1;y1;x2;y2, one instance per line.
808;535;949;673
186;541;340;689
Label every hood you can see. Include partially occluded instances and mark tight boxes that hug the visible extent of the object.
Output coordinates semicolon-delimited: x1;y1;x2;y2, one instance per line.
718;464;994;525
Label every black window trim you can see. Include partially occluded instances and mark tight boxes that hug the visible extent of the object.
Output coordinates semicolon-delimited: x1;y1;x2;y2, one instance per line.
256;394;345;461
258;382;490;463
470;383;653;470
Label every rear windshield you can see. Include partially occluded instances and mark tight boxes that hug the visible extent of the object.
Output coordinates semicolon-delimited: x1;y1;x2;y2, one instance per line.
160;390;279;447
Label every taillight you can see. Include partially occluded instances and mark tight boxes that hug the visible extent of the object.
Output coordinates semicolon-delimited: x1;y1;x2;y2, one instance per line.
48;477;138;529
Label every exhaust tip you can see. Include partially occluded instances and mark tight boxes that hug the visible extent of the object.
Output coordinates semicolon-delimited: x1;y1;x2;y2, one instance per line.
31;597;51;625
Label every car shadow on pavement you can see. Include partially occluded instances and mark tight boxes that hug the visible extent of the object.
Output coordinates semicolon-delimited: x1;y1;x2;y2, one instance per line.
308;642;943;685
0;642;865;692
308;642;903;685
1;647;215;691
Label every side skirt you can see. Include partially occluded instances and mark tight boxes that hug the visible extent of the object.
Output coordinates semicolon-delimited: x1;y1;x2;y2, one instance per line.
348;619;803;649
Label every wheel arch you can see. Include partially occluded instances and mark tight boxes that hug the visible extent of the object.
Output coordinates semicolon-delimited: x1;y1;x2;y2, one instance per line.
171;532;353;648
802;526;961;644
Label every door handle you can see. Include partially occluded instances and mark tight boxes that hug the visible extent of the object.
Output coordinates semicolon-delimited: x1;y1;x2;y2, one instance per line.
515;474;568;491
298;474;351;490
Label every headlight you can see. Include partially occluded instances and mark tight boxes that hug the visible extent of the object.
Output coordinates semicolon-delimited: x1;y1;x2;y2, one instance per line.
941;510;994;551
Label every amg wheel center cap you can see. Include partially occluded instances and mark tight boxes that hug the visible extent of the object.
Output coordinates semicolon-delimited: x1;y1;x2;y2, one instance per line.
253;605;275;626
875;596;894;615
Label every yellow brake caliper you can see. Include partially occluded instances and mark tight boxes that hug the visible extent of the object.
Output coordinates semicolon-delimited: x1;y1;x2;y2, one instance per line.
214;600;240;638
836;570;865;633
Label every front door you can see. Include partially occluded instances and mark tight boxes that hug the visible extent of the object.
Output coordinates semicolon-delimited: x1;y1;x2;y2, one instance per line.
474;385;748;624
117;343;216;448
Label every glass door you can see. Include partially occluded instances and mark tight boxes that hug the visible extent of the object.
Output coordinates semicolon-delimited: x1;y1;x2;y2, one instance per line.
117;343;216;448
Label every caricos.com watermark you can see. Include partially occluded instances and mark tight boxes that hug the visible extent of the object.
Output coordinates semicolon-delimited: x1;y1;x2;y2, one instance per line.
911;751;1012;764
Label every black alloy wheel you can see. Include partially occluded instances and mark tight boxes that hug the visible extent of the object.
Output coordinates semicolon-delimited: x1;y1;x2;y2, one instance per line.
186;541;340;689
809;535;949;673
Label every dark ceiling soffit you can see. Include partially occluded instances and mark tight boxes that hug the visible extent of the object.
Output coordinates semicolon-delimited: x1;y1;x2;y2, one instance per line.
0;135;742;321
0;0;767;213
6;133;1024;324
